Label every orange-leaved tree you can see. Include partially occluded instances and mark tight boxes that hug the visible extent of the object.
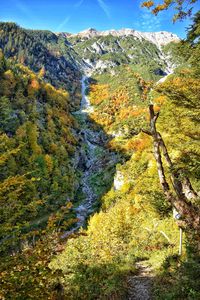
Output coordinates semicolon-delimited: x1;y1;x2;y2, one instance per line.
141;0;198;21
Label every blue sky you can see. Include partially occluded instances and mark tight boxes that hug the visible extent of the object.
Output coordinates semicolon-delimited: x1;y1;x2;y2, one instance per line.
0;0;199;38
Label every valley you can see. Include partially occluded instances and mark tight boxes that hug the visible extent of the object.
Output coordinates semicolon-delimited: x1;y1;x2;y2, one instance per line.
0;18;200;300
61;75;119;237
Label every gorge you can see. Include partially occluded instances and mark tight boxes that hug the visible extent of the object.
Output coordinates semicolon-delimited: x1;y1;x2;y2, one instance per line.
0;19;200;300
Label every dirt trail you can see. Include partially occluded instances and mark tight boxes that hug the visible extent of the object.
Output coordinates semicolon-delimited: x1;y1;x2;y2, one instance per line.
127;261;154;300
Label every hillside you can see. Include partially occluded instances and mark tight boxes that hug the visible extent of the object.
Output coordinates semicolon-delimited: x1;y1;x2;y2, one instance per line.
66;28;179;75
50;35;200;299
0;22;82;109
0;22;180;80
0;18;200;300
0;51;79;244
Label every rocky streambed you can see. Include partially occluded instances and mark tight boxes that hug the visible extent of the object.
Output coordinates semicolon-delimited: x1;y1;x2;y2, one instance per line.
61;76;119;238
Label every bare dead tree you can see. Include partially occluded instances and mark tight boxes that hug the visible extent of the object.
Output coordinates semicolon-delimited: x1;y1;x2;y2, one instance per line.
142;105;200;230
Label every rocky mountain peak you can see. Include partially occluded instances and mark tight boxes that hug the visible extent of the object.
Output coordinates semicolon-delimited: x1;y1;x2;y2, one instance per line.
77;28;99;38
56;32;72;38
71;28;180;46
141;31;180;47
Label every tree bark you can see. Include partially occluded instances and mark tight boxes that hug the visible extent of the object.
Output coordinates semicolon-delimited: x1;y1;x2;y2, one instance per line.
181;176;198;200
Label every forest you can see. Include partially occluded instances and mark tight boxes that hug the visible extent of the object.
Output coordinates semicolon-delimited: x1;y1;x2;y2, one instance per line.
0;6;200;300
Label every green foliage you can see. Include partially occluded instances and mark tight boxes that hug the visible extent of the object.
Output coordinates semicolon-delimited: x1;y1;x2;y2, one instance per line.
51;139;180;298
1;13;200;300
69;33;167;74
0;96;19;133
0;22;82;106
51;192;179;299
187;11;200;43
51;22;200;299
0;58;78;251
154;253;200;300
155;69;200;191
0;234;62;300
51;232;127;299
0;49;6;73
162;41;187;67
0;56;80;299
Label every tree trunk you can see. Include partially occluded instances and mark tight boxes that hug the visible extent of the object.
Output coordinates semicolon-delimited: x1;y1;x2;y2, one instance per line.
143;105;200;230
158;134;198;201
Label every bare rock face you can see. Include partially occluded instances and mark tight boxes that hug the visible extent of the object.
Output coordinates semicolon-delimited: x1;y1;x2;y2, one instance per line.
91;42;104;54
56;27;180;75
56;32;72;38
72;28;180;47
141;31;180;47
76;28;99;38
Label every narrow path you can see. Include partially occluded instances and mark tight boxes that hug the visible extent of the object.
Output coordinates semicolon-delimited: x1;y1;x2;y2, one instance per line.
127;261;154;300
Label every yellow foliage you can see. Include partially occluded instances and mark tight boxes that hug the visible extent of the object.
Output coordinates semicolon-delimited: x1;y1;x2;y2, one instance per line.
119;106;147;120
124;134;151;152
90;83;109;105
141;0;154;8
4;70;15;81
154;95;166;105
0;174;27;194
38;66;45;78
0;147;21;166
44;154;53;173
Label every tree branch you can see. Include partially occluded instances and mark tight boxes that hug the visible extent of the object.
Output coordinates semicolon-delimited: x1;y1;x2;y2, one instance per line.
141;129;152;136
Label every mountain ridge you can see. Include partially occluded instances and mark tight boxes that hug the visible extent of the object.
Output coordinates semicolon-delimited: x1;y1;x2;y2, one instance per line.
57;27;180;47
1;14;200;300
0;21;181;106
